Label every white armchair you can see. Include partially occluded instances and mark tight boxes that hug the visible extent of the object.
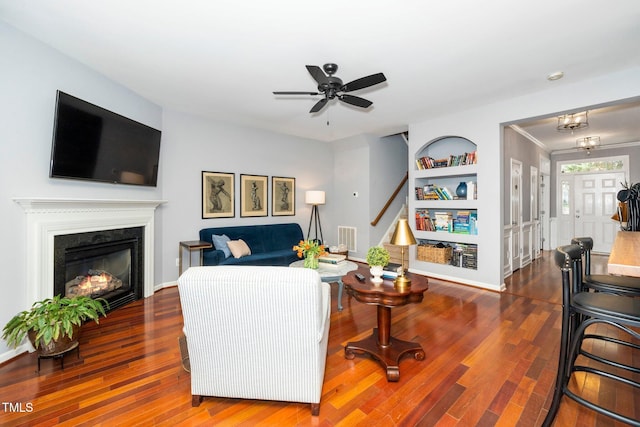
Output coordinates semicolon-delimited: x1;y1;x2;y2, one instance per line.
177;265;331;415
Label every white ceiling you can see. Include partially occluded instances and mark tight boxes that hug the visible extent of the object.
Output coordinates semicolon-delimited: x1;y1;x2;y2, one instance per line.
513;99;640;153
2;0;640;146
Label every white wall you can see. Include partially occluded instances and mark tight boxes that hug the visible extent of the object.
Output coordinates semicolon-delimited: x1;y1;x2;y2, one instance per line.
332;134;372;259
0;22;163;358
410;66;640;290
2;21;396;362
330;133;408;260
3;17;640;359
369;134;408;246
158;110;334;284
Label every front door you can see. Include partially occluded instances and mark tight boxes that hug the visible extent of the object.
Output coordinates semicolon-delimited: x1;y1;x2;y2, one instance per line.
574;172;625;253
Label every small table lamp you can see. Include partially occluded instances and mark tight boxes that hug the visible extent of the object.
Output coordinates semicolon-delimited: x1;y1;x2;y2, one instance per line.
390;218;417;288
305;190;325;244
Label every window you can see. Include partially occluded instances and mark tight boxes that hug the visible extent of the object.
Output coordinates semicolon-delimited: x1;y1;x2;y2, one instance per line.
561;180;571;215
560;160;624;174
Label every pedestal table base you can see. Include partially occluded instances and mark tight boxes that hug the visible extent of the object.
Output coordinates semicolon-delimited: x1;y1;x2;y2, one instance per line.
345;328;425;381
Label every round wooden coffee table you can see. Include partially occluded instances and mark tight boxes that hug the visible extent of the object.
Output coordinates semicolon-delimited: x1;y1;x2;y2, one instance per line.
343;270;428;381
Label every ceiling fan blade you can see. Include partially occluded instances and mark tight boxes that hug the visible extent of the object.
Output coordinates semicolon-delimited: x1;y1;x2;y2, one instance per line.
273;91;319;95
339;94;373;109
306;65;329;85
341;73;386;92
309;98;328;113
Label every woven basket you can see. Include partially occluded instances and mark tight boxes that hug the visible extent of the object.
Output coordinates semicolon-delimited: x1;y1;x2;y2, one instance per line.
417;244;453;264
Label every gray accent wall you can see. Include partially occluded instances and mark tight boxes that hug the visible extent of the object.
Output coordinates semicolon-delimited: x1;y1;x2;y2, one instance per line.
503;127;550;224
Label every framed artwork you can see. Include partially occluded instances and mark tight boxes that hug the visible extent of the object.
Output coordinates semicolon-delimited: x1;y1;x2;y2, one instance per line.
202;171;235;218
240;174;268;217
272;176;295;216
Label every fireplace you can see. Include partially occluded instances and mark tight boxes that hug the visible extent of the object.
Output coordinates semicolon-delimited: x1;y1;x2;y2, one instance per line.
14;198;164;307
54;227;144;310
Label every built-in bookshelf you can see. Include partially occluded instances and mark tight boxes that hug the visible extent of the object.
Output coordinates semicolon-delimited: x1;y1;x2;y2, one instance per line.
411;136;478;271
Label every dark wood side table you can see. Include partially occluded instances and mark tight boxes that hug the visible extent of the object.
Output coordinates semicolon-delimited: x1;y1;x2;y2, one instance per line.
179;240;213;276
344;269;428;381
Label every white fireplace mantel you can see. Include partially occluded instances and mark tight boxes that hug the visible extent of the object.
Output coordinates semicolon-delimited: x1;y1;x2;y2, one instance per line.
14;198;166;304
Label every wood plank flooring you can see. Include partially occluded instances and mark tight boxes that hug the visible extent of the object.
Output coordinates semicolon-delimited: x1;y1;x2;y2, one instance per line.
1;251;638;426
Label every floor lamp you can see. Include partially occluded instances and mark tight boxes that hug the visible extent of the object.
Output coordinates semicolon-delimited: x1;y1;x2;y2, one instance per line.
305;190;325;244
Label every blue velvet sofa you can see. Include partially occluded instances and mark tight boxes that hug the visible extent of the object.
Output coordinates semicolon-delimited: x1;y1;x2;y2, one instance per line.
199;223;304;266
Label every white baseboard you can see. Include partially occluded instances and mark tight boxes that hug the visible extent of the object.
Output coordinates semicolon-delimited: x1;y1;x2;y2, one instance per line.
154;281;178;293
408;268;505;292
0;343;31;365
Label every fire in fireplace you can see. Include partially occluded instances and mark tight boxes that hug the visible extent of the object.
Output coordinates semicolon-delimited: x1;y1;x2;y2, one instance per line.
54;227;144;311
66;269;123;298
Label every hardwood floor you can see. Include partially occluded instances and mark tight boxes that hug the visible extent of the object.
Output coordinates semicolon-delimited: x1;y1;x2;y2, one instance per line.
1;251;637;426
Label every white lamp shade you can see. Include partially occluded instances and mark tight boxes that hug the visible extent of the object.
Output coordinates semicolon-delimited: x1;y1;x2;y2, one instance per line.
305;190;326;205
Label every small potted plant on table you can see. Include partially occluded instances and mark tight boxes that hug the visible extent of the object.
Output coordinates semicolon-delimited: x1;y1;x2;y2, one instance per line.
366;246;390;284
2;295;108;357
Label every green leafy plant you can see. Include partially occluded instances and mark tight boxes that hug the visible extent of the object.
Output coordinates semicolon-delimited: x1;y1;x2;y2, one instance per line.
366;246;390;267
2;295;108;349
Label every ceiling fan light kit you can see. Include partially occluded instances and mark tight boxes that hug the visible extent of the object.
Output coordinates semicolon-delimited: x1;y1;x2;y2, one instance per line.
273;63;386;113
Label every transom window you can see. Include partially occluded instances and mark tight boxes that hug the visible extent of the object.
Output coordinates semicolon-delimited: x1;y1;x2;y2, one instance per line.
560;159;624;174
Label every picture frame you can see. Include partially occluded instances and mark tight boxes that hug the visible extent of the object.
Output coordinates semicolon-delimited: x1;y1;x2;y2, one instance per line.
272;176;295;216
202;171;235;218
240;174;268;217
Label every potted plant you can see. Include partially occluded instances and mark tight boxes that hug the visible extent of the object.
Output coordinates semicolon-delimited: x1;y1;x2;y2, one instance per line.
2;295;108;356
366;246;390;284
293;239;327;269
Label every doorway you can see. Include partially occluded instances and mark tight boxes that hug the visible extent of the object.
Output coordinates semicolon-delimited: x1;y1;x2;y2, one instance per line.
556;156;628;253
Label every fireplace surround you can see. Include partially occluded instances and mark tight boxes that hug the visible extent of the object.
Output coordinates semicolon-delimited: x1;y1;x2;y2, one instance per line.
54;226;144;310
14;198;165;305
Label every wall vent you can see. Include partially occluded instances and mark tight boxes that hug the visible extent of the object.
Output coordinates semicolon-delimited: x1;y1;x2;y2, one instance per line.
338;226;357;252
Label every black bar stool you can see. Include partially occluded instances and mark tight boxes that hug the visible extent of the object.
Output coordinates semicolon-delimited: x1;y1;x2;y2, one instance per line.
543;244;640;426
571;237;640;296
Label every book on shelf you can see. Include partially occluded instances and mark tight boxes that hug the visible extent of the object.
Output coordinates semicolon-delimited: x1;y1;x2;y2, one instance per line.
453;210;471;234
415;208;434;231
415;185;449;201
318;253;346;265
441;187;454;200
415;151;477;170
470;211;478;235
467;181;476;200
430;185;451;200
434;212;452;232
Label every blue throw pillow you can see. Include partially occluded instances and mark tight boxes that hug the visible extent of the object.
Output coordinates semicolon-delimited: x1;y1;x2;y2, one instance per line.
211;234;231;258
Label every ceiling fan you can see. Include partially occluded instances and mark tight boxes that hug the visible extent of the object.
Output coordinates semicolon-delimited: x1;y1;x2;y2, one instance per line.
273;63;386;113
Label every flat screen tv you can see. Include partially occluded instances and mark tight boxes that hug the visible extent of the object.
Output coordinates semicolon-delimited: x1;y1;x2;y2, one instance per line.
50;91;161;186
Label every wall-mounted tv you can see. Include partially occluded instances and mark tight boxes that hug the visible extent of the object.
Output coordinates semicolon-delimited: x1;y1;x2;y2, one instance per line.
50;91;161;187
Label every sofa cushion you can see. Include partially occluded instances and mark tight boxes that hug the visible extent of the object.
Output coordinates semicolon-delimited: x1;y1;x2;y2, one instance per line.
211;234;231;258
227;239;251;258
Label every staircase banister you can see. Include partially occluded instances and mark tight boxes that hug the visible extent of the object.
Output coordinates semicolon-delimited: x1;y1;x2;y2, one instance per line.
371;171;408;226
